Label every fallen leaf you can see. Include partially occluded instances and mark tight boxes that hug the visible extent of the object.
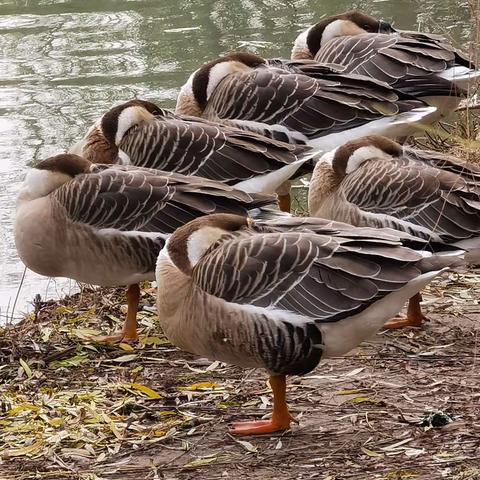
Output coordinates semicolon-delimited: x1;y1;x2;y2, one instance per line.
235;439;258;453
336;389;366;395
351;396;379;404
179;382;219;391
128;383;161;399
111;354;138;363
5;440;43;457
19;359;32;378
361;446;384;457
183;456;218;468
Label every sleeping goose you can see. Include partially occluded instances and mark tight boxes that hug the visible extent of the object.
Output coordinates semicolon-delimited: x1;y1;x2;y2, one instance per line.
175;52;436;152
69;99;316;212
14;154;276;343
308;135;480;328
291;10;479;117
156;213;464;434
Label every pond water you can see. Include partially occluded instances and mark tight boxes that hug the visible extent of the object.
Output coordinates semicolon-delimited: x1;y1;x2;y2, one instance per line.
0;0;475;322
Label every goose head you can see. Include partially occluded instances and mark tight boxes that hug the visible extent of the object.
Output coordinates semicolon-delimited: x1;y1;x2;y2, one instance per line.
69;99;162;164
19;154;91;202
331;135;402;177
176;52;266;117
292;10;395;60
163;214;251;275
100;99;162;147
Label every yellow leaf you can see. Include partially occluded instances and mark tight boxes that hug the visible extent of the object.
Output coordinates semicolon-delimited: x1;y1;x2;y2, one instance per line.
8;404;40;415
336;389;365;395
361;446;384;457
179;382;219;391
6;440;43;457
118;343;134;351
183;456;217;468
71;328;101;337
129;383;161;399
48;417;63;427
352;396;379;404
55;305;73;315
19;359;32;378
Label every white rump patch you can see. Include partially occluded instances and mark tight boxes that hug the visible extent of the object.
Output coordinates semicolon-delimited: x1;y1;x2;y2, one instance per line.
345;145;389;174
186;226;227;267
320;268;448;358
438;66;480;90
308;106;437;152
234;154;313;194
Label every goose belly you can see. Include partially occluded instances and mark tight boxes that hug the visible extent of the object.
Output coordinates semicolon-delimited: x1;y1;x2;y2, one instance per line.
15;200;160;286
156;259;323;374
15;198;69;278
157;273;264;368
59;227;160;286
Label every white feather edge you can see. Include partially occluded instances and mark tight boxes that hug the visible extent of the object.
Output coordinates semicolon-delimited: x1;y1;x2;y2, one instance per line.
307;106;436;151
233;148;320;194
156;240;455;361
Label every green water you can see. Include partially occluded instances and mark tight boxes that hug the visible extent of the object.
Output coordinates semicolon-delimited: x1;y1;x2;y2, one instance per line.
0;0;474;320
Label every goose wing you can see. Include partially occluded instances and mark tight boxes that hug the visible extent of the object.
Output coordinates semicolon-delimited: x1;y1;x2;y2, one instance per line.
192;227;425;322
315;33;458;86
119;115;313;183
52;165;276;233
340;157;480;241
404;146;480;183
202;67;410;140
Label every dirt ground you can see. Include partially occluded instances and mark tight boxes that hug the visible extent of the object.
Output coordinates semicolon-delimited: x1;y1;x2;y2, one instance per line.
0;269;479;480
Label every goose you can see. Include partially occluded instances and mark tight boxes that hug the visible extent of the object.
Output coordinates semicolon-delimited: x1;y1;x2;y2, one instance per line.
291;10;479;117
175;52;436;152
308;135;480;328
14;154;277;343
155;213;464;434
69;99;318;212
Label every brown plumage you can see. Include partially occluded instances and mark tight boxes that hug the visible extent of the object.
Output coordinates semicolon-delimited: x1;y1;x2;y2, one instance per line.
156;213;463;434
309;135;480;328
15;155;277;343
291;10;477;115
176;52;433;149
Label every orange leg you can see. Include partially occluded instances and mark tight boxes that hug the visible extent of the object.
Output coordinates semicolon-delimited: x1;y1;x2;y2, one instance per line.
278;193;291;213
230;375;297;435
89;284;140;343
384;293;427;329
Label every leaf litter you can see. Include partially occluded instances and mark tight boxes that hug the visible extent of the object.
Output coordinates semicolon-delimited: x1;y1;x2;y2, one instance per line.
0;269;479;479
